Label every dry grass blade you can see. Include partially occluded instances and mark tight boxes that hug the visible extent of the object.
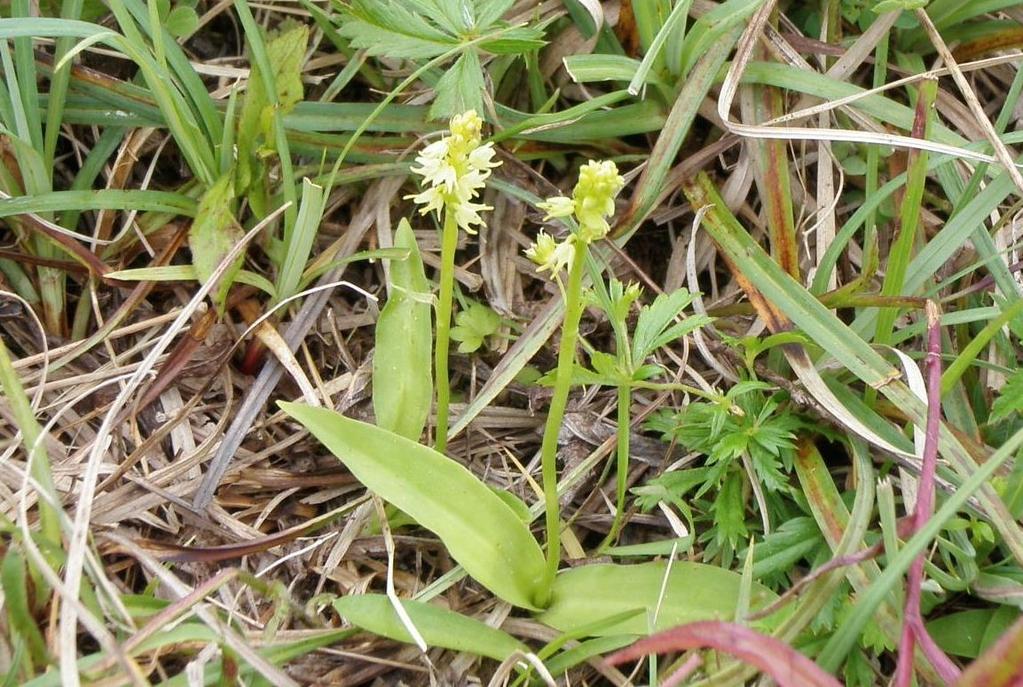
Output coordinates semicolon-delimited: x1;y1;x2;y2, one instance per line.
58;210;282;683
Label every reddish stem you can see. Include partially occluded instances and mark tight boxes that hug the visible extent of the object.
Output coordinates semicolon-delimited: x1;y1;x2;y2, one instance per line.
895;301;960;686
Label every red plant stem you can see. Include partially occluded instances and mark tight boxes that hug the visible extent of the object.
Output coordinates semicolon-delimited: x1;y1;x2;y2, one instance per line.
895;301;960;686
607;621;843;687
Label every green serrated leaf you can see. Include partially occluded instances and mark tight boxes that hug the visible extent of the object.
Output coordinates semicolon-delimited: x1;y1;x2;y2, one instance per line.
430;50;485;120
334;594;526;660
479;26;546;54
992;370;1023;424
713;469;748;548
339;0;458;59
373;219;433;440
474;0;513;27
631;288;709;366
278;403;547;609
188;172;242;313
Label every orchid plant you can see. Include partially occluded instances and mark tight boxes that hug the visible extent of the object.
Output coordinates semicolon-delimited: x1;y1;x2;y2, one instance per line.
407;111;501;453
526;160;625;592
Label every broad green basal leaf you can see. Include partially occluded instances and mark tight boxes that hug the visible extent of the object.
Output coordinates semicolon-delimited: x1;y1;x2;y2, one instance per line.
334;594;526;661
536;561;777;636
373;218;432;440
278;403;547;609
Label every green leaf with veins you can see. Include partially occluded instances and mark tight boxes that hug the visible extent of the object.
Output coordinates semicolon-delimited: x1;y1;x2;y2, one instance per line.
337;0;544;119
188;172;242;314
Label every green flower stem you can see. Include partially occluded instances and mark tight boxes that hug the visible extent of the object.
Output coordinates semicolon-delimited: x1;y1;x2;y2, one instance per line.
434;209;459;454
601;384;632;548
539;239;588;596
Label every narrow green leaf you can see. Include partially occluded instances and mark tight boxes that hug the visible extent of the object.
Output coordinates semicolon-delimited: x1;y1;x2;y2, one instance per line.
278;403;547;609
562;54;648;84
372;219;433;441
535;561;777;636
334;594;526;661
631;288;706;366
277;178;325;302
0;340;61;550
104;265;276;297
1;549;48;667
0;189;196;218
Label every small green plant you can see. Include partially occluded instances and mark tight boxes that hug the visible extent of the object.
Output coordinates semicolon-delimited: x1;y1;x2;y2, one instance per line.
335;0;545;119
280;158;768;667
569;279;712;545
640;382;807;563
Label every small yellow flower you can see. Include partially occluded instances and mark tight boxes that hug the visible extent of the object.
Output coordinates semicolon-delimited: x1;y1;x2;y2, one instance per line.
525;230;575;275
406;110;501;234
538;160;625;244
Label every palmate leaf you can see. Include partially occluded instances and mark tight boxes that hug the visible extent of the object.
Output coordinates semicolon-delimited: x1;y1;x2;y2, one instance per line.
338;0;459;58
449;299;501;353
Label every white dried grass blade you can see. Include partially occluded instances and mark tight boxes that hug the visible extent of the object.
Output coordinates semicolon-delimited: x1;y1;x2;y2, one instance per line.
892;348;928;513
487;650;556;687
915;7;1023;194
572;0;603;33
785;347;915;462
105;533;301;687
374;496;430;656
686;207;739;382
719;0;1023;168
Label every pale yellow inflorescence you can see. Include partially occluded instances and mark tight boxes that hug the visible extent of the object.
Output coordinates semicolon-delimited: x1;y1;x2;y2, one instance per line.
406;110;501;234
527;160;625;275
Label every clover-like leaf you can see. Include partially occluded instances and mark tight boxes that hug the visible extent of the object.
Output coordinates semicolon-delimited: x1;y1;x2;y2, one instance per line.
449;300;501;353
